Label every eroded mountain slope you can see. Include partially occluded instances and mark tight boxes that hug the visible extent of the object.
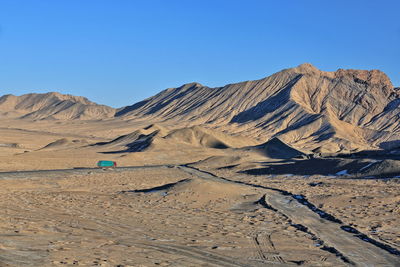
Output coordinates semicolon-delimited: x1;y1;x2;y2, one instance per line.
0;92;115;120
117;64;400;152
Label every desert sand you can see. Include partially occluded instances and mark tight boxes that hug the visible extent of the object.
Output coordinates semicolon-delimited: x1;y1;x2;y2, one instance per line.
0;64;399;266
0;119;399;266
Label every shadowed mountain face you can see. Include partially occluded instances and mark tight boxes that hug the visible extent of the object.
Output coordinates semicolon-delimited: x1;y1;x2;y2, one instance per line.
116;64;400;152
0;92;116;120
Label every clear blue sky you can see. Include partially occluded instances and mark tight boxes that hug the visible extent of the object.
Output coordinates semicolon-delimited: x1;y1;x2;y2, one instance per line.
0;0;399;107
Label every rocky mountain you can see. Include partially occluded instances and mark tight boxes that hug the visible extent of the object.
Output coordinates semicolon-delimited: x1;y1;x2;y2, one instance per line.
0;92;115;120
117;64;400;152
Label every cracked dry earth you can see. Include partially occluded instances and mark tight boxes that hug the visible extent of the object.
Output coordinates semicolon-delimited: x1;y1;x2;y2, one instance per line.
0;167;345;266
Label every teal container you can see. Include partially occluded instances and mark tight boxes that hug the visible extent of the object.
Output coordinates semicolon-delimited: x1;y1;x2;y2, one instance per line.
97;160;116;168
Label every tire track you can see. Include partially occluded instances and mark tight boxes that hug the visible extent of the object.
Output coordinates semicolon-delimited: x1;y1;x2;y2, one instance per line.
2;165;399;265
178;165;400;266
251;232;285;263
133;242;252;267
1;189;253;267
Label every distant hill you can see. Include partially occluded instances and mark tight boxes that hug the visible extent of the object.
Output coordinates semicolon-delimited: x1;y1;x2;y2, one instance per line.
116;63;400;152
0;92;115;120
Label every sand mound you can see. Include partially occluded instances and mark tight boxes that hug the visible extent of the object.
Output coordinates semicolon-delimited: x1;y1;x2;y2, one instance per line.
40;138;88;150
142;123;168;134
128;178;254;204
165;126;230;149
97;125;255;153
94;124;166;152
164;125;257;148
256;137;306;159
0;143;22;148
193;155;243;168
101;132;158;152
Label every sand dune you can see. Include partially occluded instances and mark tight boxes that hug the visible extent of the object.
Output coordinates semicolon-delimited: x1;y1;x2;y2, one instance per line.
253;137;307;159
164;126;256;148
97;124;258;153
93;124;167;152
125;177;254;205
40;138;89;151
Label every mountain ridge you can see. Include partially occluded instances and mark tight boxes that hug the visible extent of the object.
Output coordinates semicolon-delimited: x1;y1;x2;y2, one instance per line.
1;64;399;152
114;63;400;152
0;92;116;120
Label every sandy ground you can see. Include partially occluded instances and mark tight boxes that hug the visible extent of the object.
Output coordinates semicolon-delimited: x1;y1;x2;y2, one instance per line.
196;163;400;257
0;167;343;266
0;121;256;171
0;119;399;266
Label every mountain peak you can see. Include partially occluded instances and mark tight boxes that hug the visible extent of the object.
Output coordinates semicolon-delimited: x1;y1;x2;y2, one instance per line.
189;82;203;87
292;63;320;73
334;68;393;89
40;92;93;104
179;82;204;89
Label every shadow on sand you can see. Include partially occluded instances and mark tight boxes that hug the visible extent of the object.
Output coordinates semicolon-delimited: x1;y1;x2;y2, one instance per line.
241;157;400;179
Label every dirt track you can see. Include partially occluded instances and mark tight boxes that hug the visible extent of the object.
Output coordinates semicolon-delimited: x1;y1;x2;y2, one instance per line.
0;165;399;266
179;165;400;266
